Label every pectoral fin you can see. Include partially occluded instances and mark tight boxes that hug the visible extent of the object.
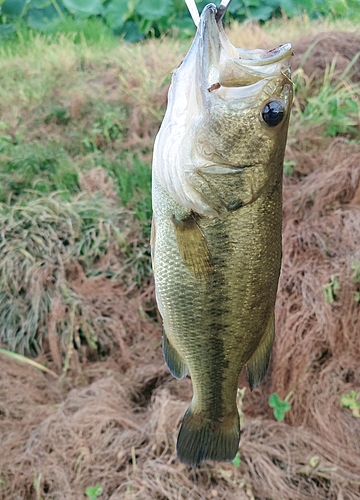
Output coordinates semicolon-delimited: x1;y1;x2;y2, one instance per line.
172;213;213;280
162;328;189;380
246;310;275;390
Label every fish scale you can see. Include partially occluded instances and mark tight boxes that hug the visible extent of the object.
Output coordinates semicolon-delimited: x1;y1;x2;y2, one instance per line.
151;2;293;466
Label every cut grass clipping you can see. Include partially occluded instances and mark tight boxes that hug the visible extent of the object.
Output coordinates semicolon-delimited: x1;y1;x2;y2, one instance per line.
0;347;58;378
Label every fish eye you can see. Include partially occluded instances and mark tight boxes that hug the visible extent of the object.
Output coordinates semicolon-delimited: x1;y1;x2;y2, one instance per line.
261;100;285;127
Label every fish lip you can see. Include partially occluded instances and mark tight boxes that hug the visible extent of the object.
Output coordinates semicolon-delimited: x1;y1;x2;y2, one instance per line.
199;4;292;63
197;3;292;90
235;43;293;66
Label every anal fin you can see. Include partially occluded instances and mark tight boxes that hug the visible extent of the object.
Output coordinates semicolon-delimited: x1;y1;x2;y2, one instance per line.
162;329;189;380
246;310;275;391
172;213;213;280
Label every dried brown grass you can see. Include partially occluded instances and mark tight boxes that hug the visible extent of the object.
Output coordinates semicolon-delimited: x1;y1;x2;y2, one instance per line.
292;31;360;83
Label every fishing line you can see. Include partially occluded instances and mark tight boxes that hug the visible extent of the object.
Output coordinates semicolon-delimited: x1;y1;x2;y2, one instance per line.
185;0;200;26
215;0;233;23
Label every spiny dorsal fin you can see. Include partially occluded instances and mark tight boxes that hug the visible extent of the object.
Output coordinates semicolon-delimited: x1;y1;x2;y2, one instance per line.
246;310;275;391
162;328;189;380
172;213;213;280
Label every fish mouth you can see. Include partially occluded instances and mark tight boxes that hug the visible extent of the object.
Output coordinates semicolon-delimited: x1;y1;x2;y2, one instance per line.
198;3;292;98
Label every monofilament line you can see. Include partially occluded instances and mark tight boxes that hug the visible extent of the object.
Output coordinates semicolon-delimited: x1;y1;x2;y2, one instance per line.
185;0;200;26
215;0;233;23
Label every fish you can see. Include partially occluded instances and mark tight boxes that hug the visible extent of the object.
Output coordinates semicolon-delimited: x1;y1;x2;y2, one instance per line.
151;1;293;467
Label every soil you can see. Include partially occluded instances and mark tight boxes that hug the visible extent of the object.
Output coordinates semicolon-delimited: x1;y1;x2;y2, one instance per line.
1;31;360;500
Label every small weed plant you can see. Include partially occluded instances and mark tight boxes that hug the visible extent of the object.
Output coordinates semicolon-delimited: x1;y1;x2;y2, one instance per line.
323;275;340;304
232;452;241;467
340;391;360;418
269;392;292;421
85;485;102;500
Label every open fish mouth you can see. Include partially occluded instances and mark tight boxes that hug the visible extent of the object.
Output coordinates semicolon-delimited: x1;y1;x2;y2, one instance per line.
193;3;293;99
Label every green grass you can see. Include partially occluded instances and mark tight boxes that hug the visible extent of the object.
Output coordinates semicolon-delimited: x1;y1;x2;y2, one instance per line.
0;16;118;54
0;141;79;202
291;62;360;141
109;154;152;230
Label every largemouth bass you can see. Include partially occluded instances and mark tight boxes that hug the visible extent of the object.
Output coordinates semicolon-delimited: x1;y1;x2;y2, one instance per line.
151;2;293;467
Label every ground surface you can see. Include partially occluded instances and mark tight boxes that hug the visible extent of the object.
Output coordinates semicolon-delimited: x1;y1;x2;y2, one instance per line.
0;17;360;500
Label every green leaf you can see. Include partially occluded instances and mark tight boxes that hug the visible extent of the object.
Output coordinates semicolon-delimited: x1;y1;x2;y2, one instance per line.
62;0;104;16
105;0;130;30
25;5;62;30
269;393;292;421
242;0;260;7
232;451;241;467
330;0;348;16
352;260;360;283
269;393;281;408
172;0;187;14
227;0;245;14
1;0;27;17
273;407;284;421
323;275;340;303
138;16;153;35
0;23;15;37
263;0;280;8
171;16;195;37
345;98;359;114
85;485;102;500
279;0;299;16
136;0;174;21
115;20;144;42
340;390;360;417
283;159;296;176
29;0;52;8
248;5;274;20
196;1;209;12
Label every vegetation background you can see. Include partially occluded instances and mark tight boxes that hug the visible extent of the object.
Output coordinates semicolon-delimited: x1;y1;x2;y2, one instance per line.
0;0;360;499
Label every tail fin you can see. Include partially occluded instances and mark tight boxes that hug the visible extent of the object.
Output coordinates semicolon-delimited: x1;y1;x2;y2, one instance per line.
176;405;240;467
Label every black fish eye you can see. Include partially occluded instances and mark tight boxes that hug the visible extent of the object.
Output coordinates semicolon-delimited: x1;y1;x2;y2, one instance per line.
261;100;285;127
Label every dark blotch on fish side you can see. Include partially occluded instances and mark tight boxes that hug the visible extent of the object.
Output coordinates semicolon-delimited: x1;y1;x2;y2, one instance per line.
226;199;244;211
176;220;241;466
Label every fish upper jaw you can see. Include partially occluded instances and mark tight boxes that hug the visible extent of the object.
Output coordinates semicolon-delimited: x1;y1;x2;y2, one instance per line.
198;4;293;102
